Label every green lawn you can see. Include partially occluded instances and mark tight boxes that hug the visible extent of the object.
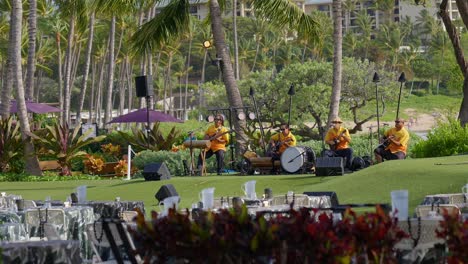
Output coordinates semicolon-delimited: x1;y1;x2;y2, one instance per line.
3;154;468;217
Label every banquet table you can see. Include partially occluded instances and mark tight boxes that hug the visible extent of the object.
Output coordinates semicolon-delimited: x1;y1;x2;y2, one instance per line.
0;240;82;264
395;218;445;263
24;206;95;259
74;200;145;219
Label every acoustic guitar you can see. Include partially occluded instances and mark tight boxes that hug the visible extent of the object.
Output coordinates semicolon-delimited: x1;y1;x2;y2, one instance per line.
329;129;348;151
204;129;231;151
269;138;293;155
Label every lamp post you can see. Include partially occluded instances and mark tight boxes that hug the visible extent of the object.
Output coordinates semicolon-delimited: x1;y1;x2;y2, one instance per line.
249;87;267;155
373;72;381;141
287;84;295;126
396;72;406;120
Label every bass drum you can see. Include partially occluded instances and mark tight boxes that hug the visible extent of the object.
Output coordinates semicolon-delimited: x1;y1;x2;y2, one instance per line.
280;146;316;173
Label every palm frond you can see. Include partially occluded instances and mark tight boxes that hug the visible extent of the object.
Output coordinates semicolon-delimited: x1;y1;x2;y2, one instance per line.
131;0;191;54
252;0;318;41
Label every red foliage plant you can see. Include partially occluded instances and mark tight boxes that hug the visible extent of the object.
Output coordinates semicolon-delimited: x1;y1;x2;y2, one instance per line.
129;205;407;264
436;209;467;264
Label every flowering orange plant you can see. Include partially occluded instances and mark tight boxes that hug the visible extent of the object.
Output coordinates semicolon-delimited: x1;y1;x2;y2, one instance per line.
101;143;121;157
114;159;137;177
83;154;104;174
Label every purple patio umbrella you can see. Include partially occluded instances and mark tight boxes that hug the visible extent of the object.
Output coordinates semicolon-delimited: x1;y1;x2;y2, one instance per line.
108;108;183;123
10;100;62;114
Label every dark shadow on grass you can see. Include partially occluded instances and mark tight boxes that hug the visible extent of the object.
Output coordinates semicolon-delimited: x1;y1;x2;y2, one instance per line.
109;179;148;187
6;185;98;191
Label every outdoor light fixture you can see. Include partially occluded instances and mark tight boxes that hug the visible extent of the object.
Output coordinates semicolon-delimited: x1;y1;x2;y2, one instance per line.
203;40;212;49
396;72;406;119
248;112;256;120
237;112;246;120
206;115;214;122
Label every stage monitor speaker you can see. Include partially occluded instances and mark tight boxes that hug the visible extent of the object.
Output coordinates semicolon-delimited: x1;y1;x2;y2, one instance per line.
155;184;179;203
143;162;171;181
135;75;154;98
315;157;344;176
303;191;339;207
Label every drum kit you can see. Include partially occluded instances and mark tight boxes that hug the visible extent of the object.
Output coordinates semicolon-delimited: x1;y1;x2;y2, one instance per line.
243;146;316;175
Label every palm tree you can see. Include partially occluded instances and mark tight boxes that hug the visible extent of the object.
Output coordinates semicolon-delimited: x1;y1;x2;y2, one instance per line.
438;0;468;125
93;0;136;128
25;0;37;101
76;11;95;124
10;0;41;175
328;0;343;125
355;9;372;60
132;0;318;154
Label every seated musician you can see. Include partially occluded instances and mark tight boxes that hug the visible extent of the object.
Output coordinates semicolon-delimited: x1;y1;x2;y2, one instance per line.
374;118;409;163
197;114;230;175
268;124;296;171
325;117;353;170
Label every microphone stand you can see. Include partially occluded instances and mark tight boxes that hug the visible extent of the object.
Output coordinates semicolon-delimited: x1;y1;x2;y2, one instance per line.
287;84;295;127
187;128;201;176
249;87;267;156
373;72;381;142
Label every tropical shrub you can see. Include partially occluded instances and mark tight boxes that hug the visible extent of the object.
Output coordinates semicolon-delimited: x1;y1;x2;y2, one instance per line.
437;210;468;263
132;150;206;176
0;117;23;173
130;205;407;263
83;154;105;174
411;117;468;158
114;159;138;177
116;122;182;152
33;123;106;176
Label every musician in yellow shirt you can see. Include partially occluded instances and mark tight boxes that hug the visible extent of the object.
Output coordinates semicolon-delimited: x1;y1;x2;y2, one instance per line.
197;114;230;175
325;117;353;170
374;118;410;163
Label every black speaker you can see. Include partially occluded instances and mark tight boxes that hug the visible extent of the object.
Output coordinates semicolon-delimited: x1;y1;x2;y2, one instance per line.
315;157;344;176
143;162;171;181
303;191;339;207
155;184;179;202
135;75;154;98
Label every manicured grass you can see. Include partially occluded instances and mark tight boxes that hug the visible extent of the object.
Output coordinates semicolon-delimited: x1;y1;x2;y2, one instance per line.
3;154;468;217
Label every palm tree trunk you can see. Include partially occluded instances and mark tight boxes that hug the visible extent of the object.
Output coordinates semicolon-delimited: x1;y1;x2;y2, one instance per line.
210;0;248;155
104;16;116;127
184;36;192;119
0;57;13;118
10;0;41;175
34;69;43;101
63;14;75;124
25;0;37;101
56;32;63;122
89;60;96;123
126;58;133;111
233;0;240;80
328;0;343;125
77;11;95;124
439;0;468;125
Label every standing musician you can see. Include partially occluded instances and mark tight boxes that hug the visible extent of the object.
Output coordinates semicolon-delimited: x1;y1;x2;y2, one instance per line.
374;118;409;163
325;117;353;170
268;124;296;171
197;114;230;175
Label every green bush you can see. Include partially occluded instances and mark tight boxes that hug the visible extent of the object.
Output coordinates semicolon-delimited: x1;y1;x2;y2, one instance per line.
411;118;468;158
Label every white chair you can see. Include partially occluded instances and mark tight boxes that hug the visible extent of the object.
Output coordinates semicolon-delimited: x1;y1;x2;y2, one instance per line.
24;208;66;240
86;221;141;263
270;194;312;207
415;204;460;218
120;211;138;223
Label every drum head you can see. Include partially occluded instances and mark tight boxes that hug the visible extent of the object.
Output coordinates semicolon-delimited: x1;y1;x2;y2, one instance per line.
281;147;305;173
